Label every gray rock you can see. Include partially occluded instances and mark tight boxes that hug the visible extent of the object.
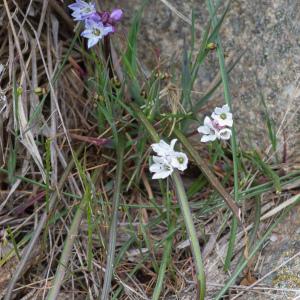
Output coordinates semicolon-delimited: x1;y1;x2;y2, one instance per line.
106;0;300;153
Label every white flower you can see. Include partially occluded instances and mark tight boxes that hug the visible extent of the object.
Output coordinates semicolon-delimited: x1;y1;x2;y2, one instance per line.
151;139;177;157
149;156;174;179
169;152;189;171
198;116;232;142
81;18;114;48
211;104;233;127
149;139;189;179
197;116;218;142
218;128;232;140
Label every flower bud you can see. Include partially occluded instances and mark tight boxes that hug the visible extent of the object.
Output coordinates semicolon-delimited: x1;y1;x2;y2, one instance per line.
34;87;46;96
206;42;217;50
16;86;23;96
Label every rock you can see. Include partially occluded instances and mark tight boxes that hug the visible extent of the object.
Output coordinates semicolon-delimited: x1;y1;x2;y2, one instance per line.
105;0;300;153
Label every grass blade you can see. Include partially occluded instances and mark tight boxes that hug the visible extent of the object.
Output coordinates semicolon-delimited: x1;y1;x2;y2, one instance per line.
4;145;84;300
151;219;176;300
214;195;300;299
206;0;240;272
46;193;87;300
101;136;125;300
172;171;206;299
173;128;241;222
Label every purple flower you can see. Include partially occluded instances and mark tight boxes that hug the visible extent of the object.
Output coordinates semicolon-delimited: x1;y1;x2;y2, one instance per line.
68;0;96;21
110;9;123;23
81;18;114;48
99;9;123;32
87;12;102;22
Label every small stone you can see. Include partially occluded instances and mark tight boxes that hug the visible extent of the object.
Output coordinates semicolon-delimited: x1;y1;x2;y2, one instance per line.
270;234;278;242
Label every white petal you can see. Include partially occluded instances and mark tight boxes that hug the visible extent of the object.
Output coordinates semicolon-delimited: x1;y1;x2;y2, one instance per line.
151;140;173;156
87;37;99;48
152;156;165;164
170;152;188;171
170;139;177;150
201;134;217;142
81;30;94;38
218;128;232;140
197;125;210;135
222;104;230;112
211;112;233;127
203;116;212;127
150;155;173;179
211;112;218;120
223;118;233;127
152;168;173;179
214;106;223;114
149;163;162;173
102;26;114;36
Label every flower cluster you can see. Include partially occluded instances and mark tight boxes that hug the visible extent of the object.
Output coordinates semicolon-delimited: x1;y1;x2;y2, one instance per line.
68;0;123;48
197;104;233;142
149;139;188;179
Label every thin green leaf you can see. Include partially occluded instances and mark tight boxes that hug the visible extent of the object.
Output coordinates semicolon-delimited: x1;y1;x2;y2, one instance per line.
101;136;125;300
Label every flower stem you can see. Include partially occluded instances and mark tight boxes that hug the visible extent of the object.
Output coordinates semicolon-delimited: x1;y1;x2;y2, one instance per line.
172;171;206;300
130;102;206;299
206;0;240;271
103;35;114;80
101;136;124;300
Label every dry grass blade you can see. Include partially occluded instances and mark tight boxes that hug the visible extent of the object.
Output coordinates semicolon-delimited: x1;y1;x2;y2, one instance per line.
1;1;297;299
4;145;84;300
4;0;46;181
158;0;192;25
46;192;86;300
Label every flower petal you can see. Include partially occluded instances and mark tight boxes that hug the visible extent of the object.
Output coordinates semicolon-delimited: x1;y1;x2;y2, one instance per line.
152;168;173;179
110;9;123;21
170;152;188;171
218;128;232;140
214;106;223;114
151;140;174;156
102;25;114;36
201;134;217;142
152;156;165;164
197;125;210;135
222;104;230;112
149;163;162;173
87;37;99;48
170;139;177;151
203;116;212;127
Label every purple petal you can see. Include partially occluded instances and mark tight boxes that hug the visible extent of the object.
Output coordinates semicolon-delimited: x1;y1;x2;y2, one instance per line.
68;3;81;10
81;30;94;38
88;12;102;22
110;9;123;22
103;25;114;35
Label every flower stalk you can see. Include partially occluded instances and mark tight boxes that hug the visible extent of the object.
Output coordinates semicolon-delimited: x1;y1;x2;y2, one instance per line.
172;171;206;299
130;102;206;299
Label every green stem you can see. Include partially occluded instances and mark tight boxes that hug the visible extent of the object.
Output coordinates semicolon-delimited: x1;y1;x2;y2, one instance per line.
151;219;176;300
101;137;124;300
172;171;206;300
173;128;241;222
206;0;240;271
130;103;206;299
